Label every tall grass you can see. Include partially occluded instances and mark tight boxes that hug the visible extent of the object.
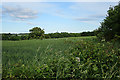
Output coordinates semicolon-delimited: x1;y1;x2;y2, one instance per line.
0;40;2;79
2;36;120;78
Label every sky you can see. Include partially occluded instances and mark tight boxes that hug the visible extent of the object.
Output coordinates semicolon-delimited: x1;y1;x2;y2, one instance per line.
0;2;118;34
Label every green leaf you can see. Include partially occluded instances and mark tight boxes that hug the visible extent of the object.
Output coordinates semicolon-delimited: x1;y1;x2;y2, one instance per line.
93;65;98;71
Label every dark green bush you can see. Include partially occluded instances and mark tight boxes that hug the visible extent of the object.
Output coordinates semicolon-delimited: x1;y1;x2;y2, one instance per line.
10;35;21;41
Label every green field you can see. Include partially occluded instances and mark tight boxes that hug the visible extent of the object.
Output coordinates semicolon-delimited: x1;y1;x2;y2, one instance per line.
0;40;1;79
2;36;120;78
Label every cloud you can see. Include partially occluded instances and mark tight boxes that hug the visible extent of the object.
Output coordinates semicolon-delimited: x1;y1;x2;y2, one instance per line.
26;22;37;25
70;2;117;22
73;14;105;22
74;17;97;21
2;2;62;21
91;15;105;18
0;8;2;15
2;2;117;23
0;8;2;23
74;14;106;22
90;15;106;18
2;5;38;21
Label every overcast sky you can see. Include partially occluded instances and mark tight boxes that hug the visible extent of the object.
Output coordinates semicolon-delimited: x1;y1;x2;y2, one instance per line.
1;2;118;33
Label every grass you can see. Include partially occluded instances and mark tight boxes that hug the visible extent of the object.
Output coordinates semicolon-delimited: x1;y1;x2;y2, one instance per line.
0;40;2;79
2;36;120;78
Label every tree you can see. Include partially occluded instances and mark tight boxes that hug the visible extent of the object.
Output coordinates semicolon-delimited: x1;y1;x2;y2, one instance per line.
21;35;29;40
10;34;21;41
96;2;120;41
2;33;12;40
29;27;45;39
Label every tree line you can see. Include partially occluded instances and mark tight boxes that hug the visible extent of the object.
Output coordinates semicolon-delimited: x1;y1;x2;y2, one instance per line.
1;30;95;41
45;31;94;39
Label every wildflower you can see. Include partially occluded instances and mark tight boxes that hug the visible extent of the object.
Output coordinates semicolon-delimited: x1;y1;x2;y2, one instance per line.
22;64;24;67
76;57;80;62
101;39;105;42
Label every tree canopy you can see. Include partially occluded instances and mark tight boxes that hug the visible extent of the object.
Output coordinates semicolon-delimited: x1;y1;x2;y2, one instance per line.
96;2;120;41
29;27;45;39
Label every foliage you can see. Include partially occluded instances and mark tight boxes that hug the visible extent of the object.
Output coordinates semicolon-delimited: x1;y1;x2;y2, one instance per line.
96;2;120;41
29;27;45;39
2;37;120;79
68;38;120;78
2;33;12;40
2;33;21;41
21;35;29;40
45;31;94;39
2;31;95;40
10;35;21;41
81;31;94;36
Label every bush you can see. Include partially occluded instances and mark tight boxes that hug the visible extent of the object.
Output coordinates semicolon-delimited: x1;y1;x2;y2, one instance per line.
10;35;21;41
21;35;29;40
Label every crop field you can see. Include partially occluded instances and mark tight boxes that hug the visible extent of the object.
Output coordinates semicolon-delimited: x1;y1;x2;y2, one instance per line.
2;36;120;78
